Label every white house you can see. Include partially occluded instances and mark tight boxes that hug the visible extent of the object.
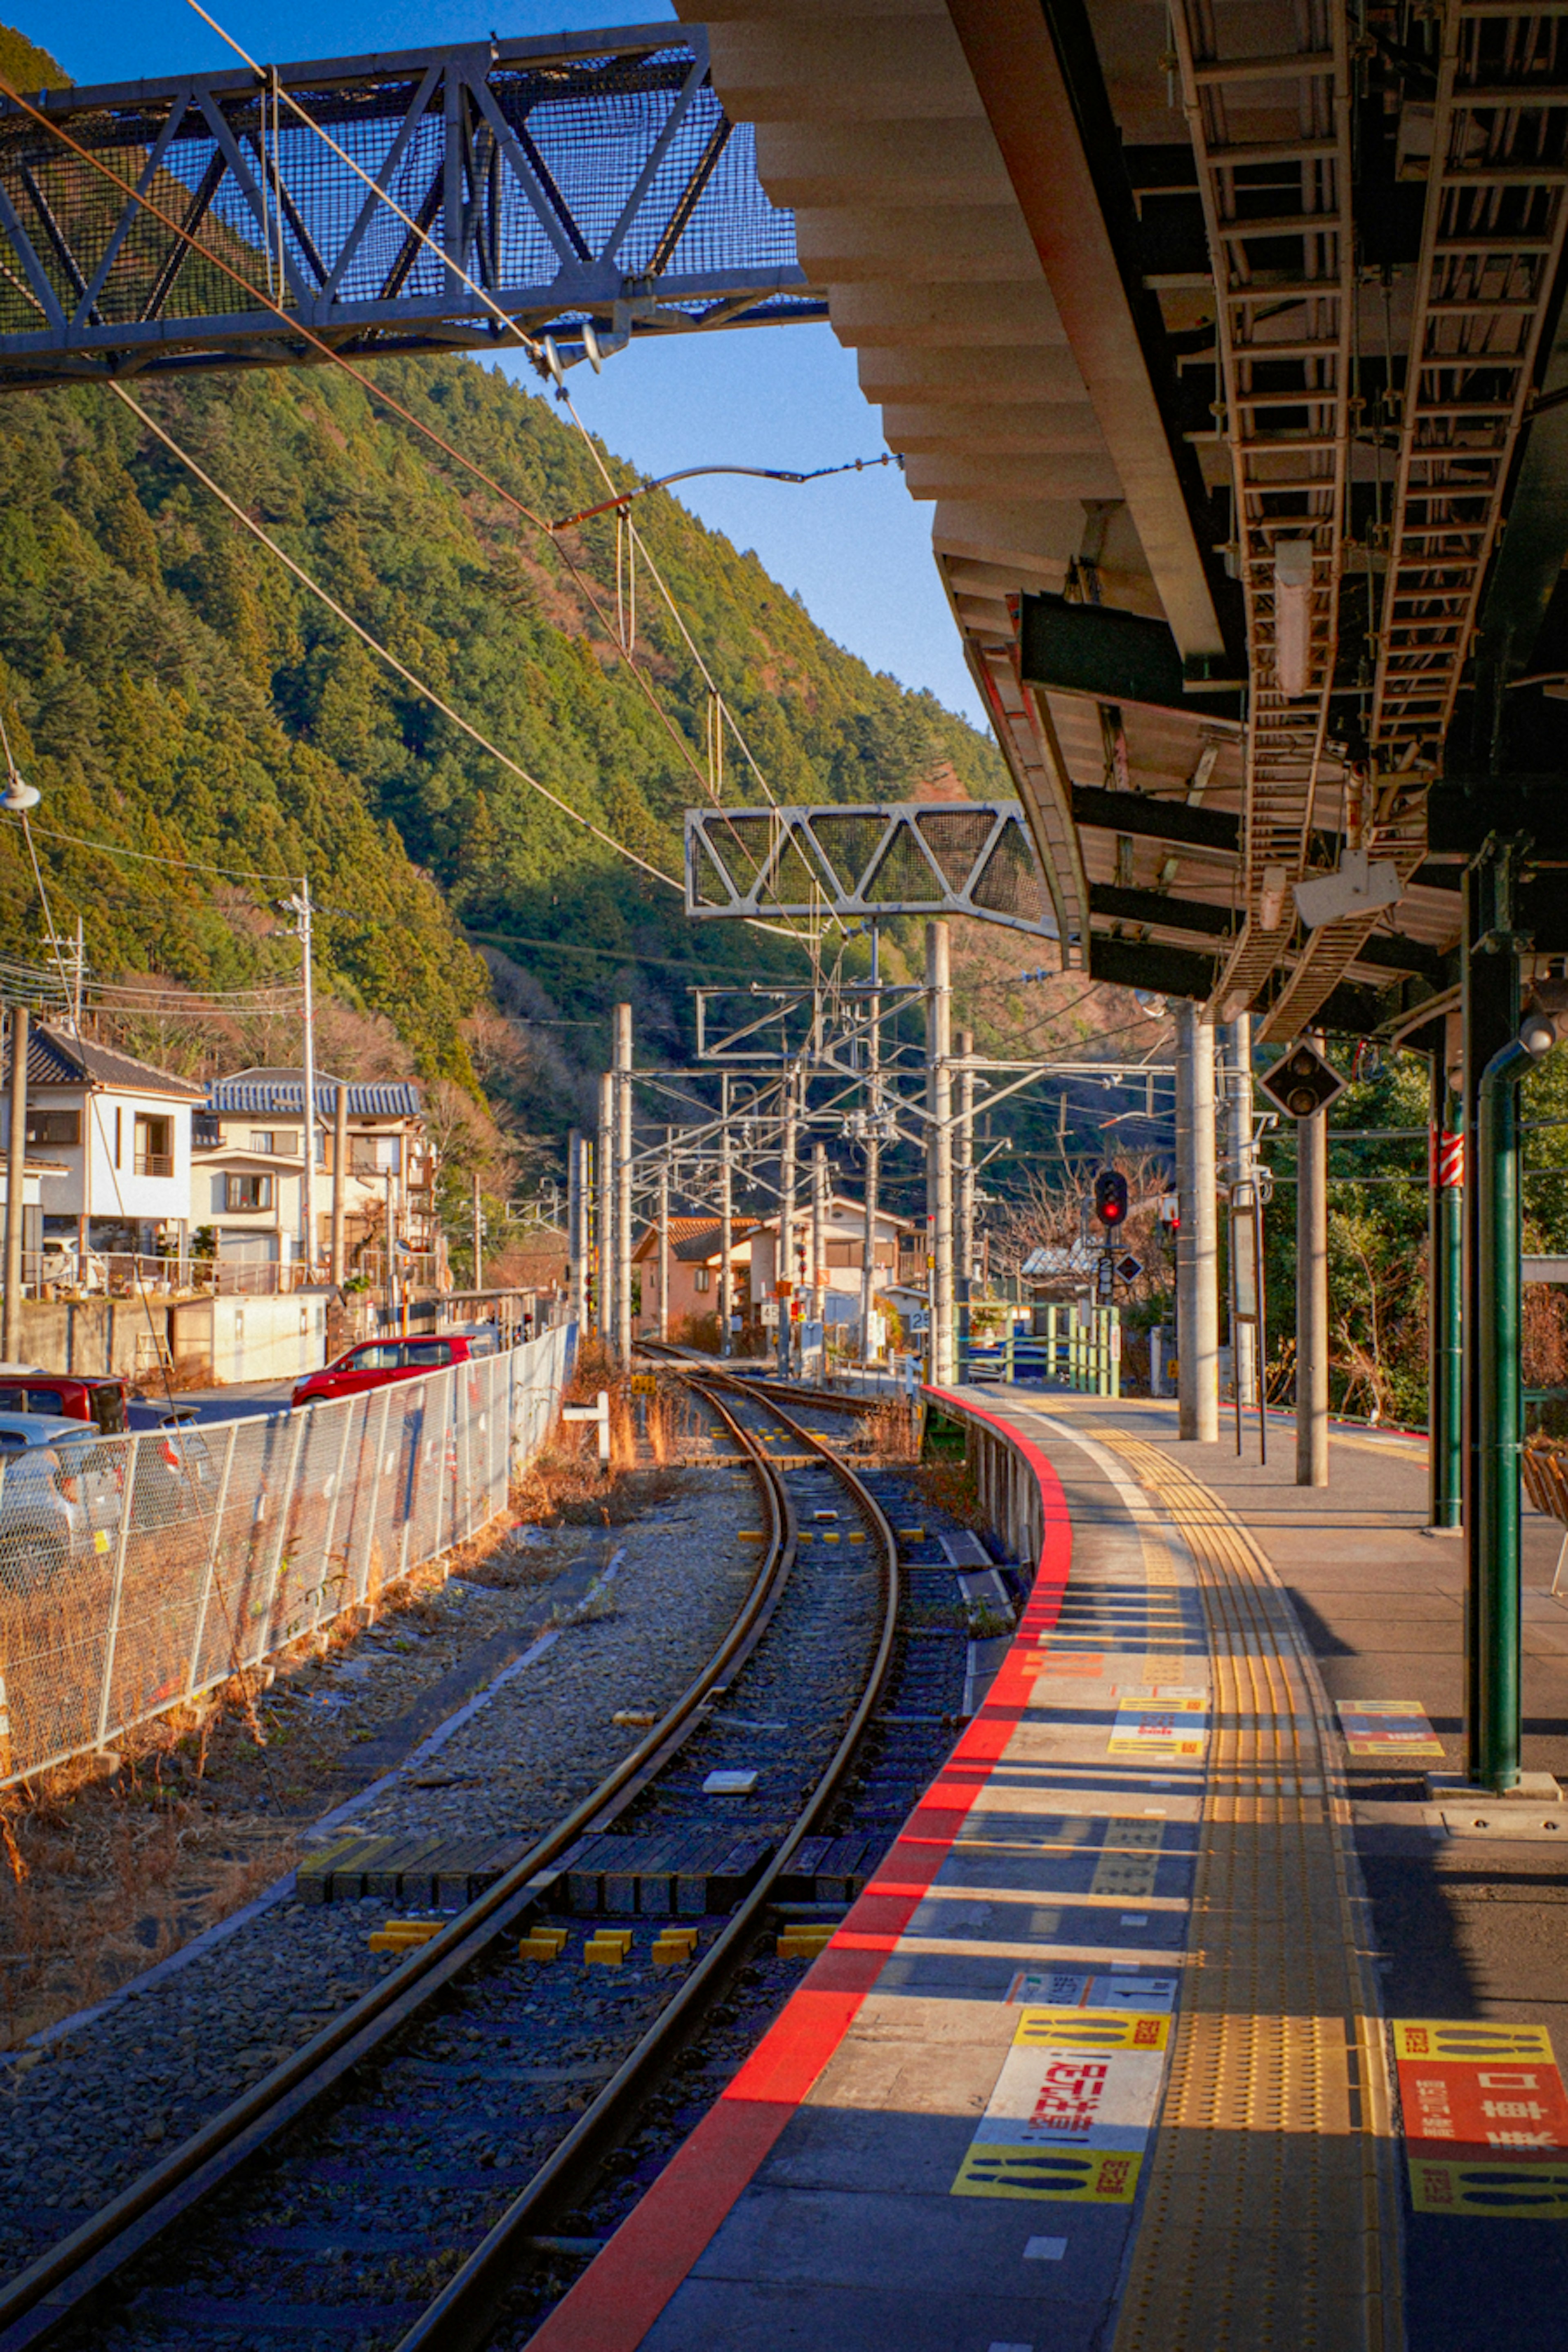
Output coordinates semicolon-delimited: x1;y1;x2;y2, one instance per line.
7;1024;203;1263
195;1068;431;1270
747;1196;923;1311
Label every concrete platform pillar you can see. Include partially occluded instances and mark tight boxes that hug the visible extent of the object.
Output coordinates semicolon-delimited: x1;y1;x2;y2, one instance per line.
1175;1000;1218;1441
1296;1091;1329;1488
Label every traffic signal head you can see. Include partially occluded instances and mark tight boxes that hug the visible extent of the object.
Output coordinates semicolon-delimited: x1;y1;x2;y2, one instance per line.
1094;1168;1130;1227
1258;1038;1347;1122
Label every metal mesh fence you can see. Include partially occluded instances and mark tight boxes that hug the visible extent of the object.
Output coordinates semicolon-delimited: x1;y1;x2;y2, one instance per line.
0;1324;570;1791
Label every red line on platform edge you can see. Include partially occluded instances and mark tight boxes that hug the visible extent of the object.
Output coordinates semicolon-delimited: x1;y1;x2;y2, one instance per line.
524;1393;1072;2352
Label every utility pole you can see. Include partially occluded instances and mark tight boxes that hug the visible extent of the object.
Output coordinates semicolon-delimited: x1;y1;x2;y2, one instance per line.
383;1166;399;1331
811;1138;828;1352
719;1072;734;1359
860;993;881;1364
331;1081;347;1288
568;1127;589;1335
614;1003;633;1365
597;1071;614;1344
1174;998;1218;1441
926;921;955;1385
957;1022;976;1373
41;918;84;1036
4;1004;27;1360
471;1169;483;1296
1295;1087;1330;1486
1224;1013;1256;1412
777;1069;797;1377
657;1138;671;1343
280;878;318;1277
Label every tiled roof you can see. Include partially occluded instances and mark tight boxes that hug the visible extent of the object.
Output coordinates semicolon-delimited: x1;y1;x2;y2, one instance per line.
207;1071;423;1117
673;1218;762;1264
632;1216;763;1263
7;1023;204;1098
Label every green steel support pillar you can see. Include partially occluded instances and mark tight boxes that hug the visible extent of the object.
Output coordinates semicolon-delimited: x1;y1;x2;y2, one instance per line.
1476;1021;1553;1788
1462;842;1523;1786
1428;1055;1464;1530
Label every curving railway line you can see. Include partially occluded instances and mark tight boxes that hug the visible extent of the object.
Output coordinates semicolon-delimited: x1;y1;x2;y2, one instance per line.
0;1370;978;2352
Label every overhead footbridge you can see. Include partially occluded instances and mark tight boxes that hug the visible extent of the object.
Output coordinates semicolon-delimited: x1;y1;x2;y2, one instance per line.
0;24;824;388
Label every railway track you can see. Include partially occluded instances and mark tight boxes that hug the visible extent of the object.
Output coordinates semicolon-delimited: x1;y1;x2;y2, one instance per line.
0;1379;906;2352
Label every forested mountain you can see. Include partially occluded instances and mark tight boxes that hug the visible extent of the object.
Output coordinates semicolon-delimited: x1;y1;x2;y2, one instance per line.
0;349;1009;1105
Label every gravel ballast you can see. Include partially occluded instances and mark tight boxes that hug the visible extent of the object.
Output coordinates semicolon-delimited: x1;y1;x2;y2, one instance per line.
0;1458;761;2288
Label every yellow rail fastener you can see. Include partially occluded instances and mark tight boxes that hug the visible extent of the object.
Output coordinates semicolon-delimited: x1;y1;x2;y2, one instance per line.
897;1527;926;1542
584;1929;634;1967
821;1531;841;1544
737;1531;764;1543
848;1530;866;1543
519;1925;570;1962
777;1924;835;1960
369;1920;442;1951
653;1928;699;1967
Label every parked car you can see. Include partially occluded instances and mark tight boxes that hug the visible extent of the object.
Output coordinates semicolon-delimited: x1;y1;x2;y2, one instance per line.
0;1370;130;1434
290;1333;488;1410
133;1408;218;1522
0;1412;120;1587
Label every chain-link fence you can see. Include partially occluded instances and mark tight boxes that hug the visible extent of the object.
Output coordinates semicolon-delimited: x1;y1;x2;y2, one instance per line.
0;1324;571;1791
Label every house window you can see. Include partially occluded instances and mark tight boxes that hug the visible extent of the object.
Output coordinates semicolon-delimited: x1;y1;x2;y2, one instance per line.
694;1266;711;1293
225;1173;274;1212
351;1137;401;1175
134;1114;174;1179
825;1240;860;1269
193;1116;220;1149
248;1130;299;1156
25;1109;79;1147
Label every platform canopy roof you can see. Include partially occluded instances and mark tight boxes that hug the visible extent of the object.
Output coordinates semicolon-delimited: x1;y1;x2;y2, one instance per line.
678;0;1568;1040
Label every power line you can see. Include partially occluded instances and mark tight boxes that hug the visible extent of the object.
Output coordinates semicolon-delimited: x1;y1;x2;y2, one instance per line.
24;822;300;884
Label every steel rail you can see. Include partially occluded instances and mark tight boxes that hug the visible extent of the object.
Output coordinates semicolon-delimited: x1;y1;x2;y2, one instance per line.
0;1385;793;2351
635;1337;886;1418
0;1377;900;2352
391;1374;901;2350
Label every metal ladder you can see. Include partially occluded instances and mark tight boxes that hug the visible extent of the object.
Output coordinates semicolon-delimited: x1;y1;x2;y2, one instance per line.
1169;0;1356;1022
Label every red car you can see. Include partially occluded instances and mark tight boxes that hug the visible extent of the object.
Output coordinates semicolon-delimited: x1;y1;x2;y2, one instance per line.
0;1369;130;1434
290;1332;492;1410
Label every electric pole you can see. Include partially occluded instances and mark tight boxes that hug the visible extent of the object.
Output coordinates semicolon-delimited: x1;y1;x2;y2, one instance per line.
280;878;318;1278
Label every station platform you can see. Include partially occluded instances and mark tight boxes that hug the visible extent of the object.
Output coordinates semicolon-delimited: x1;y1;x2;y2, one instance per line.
529;1393;1568;2352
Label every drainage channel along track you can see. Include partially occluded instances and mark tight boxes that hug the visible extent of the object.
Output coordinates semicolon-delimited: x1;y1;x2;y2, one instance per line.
0;1388;899;2352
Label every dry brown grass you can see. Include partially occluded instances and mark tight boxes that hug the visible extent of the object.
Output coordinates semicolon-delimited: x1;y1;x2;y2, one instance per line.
906;1455;987;1531
854;1401;919;1465
0;1473;548;2046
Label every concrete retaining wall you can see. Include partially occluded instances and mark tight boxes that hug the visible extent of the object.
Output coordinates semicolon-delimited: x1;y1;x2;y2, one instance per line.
13;1292;332;1386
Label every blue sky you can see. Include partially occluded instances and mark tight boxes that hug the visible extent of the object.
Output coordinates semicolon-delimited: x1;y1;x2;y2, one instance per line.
31;0;989;728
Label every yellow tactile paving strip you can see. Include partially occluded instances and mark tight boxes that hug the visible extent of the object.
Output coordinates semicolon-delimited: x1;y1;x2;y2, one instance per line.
1095;1434;1405;2352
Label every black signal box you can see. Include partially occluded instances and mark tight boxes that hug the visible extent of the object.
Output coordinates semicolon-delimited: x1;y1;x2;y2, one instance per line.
1093;1168;1130;1227
1258;1040;1347;1122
